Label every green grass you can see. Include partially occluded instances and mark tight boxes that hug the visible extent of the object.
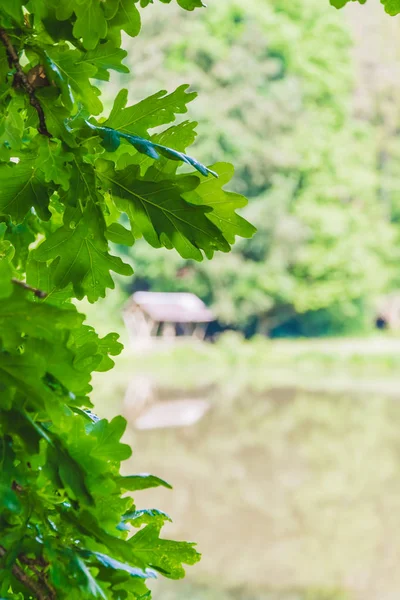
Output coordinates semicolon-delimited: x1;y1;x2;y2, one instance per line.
92;331;400;418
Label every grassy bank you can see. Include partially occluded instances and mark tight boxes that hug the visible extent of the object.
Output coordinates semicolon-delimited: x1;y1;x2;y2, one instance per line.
92;332;400;417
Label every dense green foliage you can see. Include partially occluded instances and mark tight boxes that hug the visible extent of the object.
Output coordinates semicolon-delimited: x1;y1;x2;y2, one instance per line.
119;0;399;336
330;0;400;14
0;0;255;598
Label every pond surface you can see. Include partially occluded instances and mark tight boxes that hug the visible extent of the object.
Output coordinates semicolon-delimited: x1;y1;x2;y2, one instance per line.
97;371;400;600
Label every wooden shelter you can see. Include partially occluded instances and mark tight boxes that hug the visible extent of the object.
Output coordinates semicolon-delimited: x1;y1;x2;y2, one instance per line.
123;291;215;348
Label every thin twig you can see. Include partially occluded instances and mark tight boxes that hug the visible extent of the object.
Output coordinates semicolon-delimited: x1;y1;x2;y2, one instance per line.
12;278;48;299
18;554;48;569
0;545;51;600
18;554;56;599
0;29;51;137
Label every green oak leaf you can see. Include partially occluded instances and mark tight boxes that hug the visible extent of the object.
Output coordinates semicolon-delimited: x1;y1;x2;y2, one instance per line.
0;96;24;160
0;286;102;401
72;555;107;598
0;285;123;405
0;287;83;347
0;349;51;408
0;439;20;510
1;324;108;412
58;157;100;210
33;88;77;146
106;222;135;246
72;0;108;50
4;217;36;271
182;163;257;246
81;551;157;579
46;414;134;531
49;0;79;21
123;508;172;528
381;0;400;14
140;0;205;8
0;223;15;267
39;9;76;43
105;85;196;138
0;45;9;81
330;0;367;6
0;258;12;298
33;203;133;301
0;0;24;25
103;0;120;19
45;45;103;115
96;332;123;371
117;473;173;491
66;510;142;564
108;579;151;599
36;137;74;190
129;524;200;579
26;257;74;304
176;0;206;7
79;41;129;81
117;120;199;174
97;160;230;260
0;290;99;399
0;159;51;223
85;416;132;463
0;482;20;512
41;49;74;111
87;120;216;177
50;440;94;505
0;240;14;264
108;0;141;40
71;329;123;373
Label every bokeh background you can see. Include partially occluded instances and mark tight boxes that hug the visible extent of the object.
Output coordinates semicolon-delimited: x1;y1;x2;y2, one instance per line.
83;2;400;599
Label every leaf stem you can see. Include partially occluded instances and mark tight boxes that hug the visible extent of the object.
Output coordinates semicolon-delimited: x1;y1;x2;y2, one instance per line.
0;29;52;137
12;278;48;299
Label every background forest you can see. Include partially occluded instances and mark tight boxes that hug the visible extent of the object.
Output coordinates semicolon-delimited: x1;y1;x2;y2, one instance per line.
88;2;400;600
97;0;400;338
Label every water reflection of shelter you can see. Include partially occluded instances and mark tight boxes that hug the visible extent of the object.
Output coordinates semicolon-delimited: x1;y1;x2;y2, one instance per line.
123;291;215;348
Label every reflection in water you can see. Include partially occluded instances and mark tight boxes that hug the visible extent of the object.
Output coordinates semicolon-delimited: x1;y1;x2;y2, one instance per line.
123;376;210;429
119;385;400;600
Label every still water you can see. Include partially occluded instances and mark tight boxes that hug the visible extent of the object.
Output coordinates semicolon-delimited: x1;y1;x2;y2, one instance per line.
105;381;400;600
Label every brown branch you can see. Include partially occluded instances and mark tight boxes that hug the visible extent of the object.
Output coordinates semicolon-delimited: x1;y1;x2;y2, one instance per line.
19;557;44;579
11;480;24;492
12;278;48;299
18;554;48;569
18;555;56;599
0;545;52;600
0;29;51;137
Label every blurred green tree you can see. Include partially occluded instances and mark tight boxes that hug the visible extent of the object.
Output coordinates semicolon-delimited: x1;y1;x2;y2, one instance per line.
112;0;398;336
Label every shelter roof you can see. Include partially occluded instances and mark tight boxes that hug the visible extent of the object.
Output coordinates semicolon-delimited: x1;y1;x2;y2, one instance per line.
127;291;214;324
